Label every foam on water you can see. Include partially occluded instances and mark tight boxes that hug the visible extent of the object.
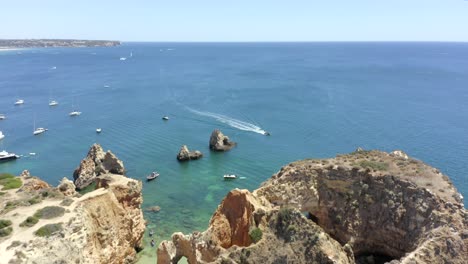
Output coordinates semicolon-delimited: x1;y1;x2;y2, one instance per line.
188;108;267;135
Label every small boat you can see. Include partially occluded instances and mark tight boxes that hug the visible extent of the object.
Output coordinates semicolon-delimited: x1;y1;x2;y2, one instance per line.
51;66;57;70
0;114;5;120
96;128;102;133
0;131;4;140
263;131;271;136
162;116;169;121
224;174;237;180
69;111;81;116
104;85;110;88
146;171;160;181
49;100;59;106
0;150;19;162
33;128;48;135
14;99;24;105
120;57;127;61
29;152;36;156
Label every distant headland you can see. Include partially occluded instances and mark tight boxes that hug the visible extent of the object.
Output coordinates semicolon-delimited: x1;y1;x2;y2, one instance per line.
0;39;120;49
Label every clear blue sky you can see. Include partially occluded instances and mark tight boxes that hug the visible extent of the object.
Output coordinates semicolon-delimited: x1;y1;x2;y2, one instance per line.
2;0;468;41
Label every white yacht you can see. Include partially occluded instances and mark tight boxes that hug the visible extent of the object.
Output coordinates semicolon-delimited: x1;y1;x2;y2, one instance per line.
14;99;24;105
33;128;48;135
69;111;81;116
0;114;5;120
0;131;4;140
162;116;169;121
0;150;19;162
96;128;102;133
223;174;237;180
49;100;59;106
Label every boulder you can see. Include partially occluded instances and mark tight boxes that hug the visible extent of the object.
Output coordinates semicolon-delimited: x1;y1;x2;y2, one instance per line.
18;170;50;192
209;129;236;152
176;145;203;161
57;177;77;197
73;143;125;190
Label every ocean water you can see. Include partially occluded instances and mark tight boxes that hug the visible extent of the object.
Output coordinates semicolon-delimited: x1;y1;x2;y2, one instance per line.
0;42;467;262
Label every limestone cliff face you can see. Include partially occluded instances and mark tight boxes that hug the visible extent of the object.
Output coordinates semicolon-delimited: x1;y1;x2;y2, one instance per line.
0;173;145;264
73;143;125;190
176;145;203;161
158;150;467;264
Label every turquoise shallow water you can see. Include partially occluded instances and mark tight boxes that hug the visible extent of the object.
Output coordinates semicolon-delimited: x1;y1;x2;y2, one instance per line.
0;42;468;262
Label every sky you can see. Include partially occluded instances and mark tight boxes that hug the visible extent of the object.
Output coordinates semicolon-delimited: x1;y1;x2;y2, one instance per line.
1;0;468;42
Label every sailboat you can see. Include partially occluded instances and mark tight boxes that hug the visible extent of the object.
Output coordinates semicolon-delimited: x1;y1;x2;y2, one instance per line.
49;88;59;106
33;116;47;135
69;97;81;116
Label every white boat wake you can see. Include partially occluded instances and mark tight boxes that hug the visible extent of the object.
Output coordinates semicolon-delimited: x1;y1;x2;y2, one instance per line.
189;108;267;135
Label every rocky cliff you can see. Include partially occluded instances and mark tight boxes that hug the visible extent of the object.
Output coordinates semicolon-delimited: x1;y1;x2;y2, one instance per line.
73;143;125;190
0;147;145;264
157;150;467;264
209;129;236;152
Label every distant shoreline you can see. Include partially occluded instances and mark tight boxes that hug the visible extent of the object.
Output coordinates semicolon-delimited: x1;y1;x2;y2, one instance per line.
0;39;120;49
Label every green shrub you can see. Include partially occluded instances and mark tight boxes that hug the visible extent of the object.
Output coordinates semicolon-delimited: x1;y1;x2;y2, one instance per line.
20;216;39;227
0;176;22;190
60;198;74;207
249;227;263;243
7;241;22;250
0;173;15;180
278;207;294;226
34;223;62;237
0;226;13;237
0;219;12;229
27;196;42;205
34;206;65;219
0;191;6;196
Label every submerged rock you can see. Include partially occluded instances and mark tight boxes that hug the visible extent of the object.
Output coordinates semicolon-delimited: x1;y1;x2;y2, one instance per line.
158;150;468;264
209;129;236;152
73;143;125;190
176;145;203;161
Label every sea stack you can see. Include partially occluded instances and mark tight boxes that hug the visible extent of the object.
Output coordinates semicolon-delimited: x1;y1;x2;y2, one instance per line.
158;150;467;264
73;143;125;190
176;145;203;161
209;129;236;151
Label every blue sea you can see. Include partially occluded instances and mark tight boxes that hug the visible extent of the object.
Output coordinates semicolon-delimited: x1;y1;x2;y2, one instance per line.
1;42;467;262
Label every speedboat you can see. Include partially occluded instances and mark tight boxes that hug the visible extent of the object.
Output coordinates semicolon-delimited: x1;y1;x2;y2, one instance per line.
162;116;169;121
49;100;59;106
0;150;19;162
0;131;4;140
96;128;102;133
69;111;81;116
0;114;5;120
120;57;127;61
33;128;48;135
147;171;160;181
263;131;271;136
224;174;237;180
14;99;24;105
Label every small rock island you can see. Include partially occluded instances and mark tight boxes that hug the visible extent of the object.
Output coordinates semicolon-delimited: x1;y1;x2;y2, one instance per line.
0;39;120;49
209;129;236;151
177;145;203;161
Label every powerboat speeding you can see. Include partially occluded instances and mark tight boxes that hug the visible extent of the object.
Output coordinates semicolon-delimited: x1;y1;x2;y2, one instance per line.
224;174;237;180
0;150;19;162
263;131;271;136
33;128;48;135
147;171;160;181
69;111;81;116
14;99;24;105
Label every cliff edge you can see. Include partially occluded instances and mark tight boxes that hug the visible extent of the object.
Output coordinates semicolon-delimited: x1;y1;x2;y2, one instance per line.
158;150;467;264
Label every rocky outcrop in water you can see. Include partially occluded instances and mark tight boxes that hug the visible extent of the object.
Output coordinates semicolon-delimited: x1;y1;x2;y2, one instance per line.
176;145;203;161
209;129;236;152
158;150;467;264
73;144;125;190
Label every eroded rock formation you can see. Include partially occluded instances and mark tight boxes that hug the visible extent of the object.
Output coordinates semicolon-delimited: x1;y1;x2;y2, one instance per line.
73;143;125;190
158;150;467;264
209;129;236;152
57;177;77;197
0;173;145;264
176;145;203;161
